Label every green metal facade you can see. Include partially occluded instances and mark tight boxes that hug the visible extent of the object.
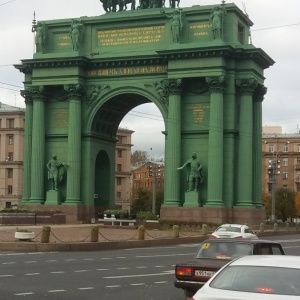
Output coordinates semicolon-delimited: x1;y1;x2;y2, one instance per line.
16;3;274;217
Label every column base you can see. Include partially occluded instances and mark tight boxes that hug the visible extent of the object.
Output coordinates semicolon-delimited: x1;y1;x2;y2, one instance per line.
184;191;200;207
45;190;62;205
204;199;225;207
29;198;45;204
64;198;82;205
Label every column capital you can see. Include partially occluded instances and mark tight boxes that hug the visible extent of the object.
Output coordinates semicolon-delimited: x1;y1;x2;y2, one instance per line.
168;79;182;96
64;84;85;100
20;90;33;104
206;76;227;93
236;78;258;96
26;86;46;101
253;84;267;102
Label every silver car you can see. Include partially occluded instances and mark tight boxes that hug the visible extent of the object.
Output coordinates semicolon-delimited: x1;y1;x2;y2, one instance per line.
210;224;258;239
192;255;300;299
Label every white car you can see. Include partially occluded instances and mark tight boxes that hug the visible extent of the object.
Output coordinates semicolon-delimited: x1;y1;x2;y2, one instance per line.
210;224;258;239
192;255;300;300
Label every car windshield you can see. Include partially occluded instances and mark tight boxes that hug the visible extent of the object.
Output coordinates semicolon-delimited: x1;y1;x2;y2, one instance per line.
210;265;300;296
217;226;241;233
196;242;252;259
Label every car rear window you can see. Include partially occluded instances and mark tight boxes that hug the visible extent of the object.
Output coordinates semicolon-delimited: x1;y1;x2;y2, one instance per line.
210;265;300;296
217;226;241;233
196;242;252;259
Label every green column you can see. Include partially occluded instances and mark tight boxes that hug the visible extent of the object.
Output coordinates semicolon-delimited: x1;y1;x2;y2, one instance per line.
30;87;45;204
205;76;227;207
65;85;83;204
223;73;236;208
164;79;182;206
236;79;258;207
20;91;33;203
253;85;267;208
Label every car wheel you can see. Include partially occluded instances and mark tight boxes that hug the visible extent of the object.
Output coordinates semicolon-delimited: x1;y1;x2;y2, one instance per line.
184;289;194;298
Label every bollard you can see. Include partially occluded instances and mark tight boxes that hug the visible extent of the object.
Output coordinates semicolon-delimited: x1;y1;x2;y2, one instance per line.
41;226;51;243
273;222;278;232
285;222;290;231
173;225;180;238
296;223;300;231
138;225;145;240
202;224;208;235
90;226;99;242
259;223;264;233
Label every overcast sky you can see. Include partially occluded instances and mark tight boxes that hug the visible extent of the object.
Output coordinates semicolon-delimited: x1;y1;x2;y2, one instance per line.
0;0;299;157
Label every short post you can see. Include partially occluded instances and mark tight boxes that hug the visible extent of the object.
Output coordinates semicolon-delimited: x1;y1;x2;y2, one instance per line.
285;222;290;231
138;225;145;240
41;226;51;243
273;222;278;232
173;225;180;238
296;223;300;231
90;226;99;242
259;223;264;233
202;224;208;235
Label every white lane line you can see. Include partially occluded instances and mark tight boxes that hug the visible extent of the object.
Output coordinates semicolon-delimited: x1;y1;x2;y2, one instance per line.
104;270;174;279
155;266;165;268
136;266;147;269
0;275;14;278
24;261;37;264
25;273;40;276
14;292;35;296
106;285;121;288
45;260;58;262
78;287;95;290
74;270;88;273
154;281;168;284
131;283;145;286
117;267;129;270
96;268;109;271
48;290;66;293
136;253;195;258
101;258;111;260
117;257;126;259
65;259;76;261
83;258;94;261
2;262;15;265
50;271;65;274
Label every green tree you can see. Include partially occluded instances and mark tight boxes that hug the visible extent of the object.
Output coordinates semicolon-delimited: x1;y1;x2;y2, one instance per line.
131;150;149;165
276;188;296;222
131;188;151;213
262;191;271;217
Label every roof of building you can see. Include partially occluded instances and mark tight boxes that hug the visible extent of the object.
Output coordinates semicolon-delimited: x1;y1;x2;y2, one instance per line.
262;133;300;139
0;102;25;112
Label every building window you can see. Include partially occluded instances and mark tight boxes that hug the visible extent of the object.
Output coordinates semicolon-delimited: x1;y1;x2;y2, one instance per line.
117;164;122;172
117;135;123;143
238;24;244;44
5;202;11;208
283;185;288;189
268;145;274;152
8;135;14;145
7;185;13;194
7;119;14;128
282;172;288;180
117;149;122;158
7;168;13;178
117;177;122;185
7;152;13;161
283;144;289;152
117;192;121;199
297;144;300;152
282;158;288;166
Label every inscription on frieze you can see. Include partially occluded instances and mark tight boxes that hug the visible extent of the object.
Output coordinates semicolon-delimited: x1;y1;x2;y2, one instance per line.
86;65;167;77
189;22;212;40
51;109;68;128
97;26;165;47
53;33;72;51
187;103;210;124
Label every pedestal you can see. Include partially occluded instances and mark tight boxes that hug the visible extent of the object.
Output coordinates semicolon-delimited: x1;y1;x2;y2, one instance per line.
184;191;200;207
46;190;62;205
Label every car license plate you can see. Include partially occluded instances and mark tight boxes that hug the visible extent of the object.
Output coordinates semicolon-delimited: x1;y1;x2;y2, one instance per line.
195;270;215;277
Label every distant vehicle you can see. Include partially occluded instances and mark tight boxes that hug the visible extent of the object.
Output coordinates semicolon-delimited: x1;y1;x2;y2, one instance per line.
192;255;300;299
174;239;284;298
210;224;258;239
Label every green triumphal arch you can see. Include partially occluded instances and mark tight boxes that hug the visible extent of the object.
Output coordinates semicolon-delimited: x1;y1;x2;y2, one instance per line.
16;1;274;224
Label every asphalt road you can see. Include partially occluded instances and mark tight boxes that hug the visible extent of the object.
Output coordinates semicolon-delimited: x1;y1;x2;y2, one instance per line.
0;234;299;300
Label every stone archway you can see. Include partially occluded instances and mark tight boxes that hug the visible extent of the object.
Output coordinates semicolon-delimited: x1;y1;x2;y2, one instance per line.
16;3;273;224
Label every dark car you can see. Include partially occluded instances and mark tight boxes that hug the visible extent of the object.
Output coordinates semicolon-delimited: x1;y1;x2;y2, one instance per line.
174;238;285;298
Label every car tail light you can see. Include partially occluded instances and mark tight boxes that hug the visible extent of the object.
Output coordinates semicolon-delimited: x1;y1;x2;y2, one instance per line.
256;287;274;293
209;235;216;239
176;267;192;276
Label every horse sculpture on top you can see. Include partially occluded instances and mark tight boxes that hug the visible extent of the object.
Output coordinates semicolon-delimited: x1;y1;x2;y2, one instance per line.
100;0;180;12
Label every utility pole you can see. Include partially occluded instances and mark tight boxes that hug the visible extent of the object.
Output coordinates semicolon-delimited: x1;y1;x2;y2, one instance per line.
152;163;157;215
268;156;280;222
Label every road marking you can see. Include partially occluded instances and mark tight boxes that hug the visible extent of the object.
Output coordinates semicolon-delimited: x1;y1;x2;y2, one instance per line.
48;290;66;293
2;262;15;265
78;287;95;290
154;281;168;284
136;253;194;258
45;260;58;262
0;275;13;277
25;273;40;276
96;268;109;271
65;259;76;261
83;258;94;261
50;271;65;274
74;270;88;273
14;292;34;296
131;283;145;286
103;270;174;279
106;285;121;288
24;261;37;264
117;267;129;270
136;266;147;269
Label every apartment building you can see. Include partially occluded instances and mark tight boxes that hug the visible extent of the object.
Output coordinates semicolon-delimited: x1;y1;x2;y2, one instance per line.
132;161;165;197
262;126;300;194
115;128;134;210
0;103;25;208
